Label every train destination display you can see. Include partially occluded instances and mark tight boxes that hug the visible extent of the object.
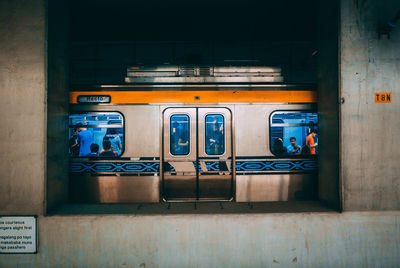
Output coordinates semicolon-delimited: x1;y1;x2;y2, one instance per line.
0;216;37;254
77;95;111;103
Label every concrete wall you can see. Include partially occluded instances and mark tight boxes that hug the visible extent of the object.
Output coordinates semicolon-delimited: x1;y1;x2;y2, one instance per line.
0;0;46;215
340;0;400;210
0;212;399;267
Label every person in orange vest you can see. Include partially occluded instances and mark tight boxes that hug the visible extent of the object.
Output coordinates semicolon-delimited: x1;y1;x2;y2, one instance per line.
306;129;318;155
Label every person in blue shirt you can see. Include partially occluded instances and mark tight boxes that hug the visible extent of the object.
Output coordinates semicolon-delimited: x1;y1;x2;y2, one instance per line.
105;128;122;156
76;123;93;157
286;137;301;155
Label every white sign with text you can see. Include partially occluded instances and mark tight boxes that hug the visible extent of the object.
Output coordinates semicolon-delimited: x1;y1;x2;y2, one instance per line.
0;216;37;253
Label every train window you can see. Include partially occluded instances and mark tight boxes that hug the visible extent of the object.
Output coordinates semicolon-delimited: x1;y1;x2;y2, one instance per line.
170;114;190;156
270;111;318;156
68;112;124;157
205;114;225;155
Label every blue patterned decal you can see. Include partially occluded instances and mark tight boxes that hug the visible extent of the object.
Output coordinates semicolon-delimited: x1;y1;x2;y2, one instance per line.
193;162;202;171
205;161;229;171
235;160;317;172
70;159;317;174
71;162;160;173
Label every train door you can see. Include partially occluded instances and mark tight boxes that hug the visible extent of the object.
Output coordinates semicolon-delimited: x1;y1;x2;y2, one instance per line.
162;108;233;201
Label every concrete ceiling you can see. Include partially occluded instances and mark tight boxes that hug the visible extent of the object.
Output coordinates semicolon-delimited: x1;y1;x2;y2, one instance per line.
69;0;317;42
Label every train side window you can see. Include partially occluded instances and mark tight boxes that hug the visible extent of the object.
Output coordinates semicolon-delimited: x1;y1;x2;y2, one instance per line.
270;111;318;156
69;112;124;158
170;114;190;156
205;114;225;155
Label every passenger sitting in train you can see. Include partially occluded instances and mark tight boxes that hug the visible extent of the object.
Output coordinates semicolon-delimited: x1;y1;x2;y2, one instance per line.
87;143;100;157
286;137;301;155
76;123;93;157
272;138;287;156
105;128;122;156
207;119;224;155
171;121;189;155
306;129;318;155
99;140;117;157
300;145;311;155
69;127;80;157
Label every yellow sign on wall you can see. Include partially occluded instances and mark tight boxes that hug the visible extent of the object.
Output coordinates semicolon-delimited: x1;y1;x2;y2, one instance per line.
375;93;391;103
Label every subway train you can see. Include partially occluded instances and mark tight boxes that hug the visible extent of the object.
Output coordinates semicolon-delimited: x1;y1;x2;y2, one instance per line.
69;66;318;203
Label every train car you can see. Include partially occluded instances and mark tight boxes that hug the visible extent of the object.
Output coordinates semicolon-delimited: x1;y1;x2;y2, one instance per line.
69;66;318;203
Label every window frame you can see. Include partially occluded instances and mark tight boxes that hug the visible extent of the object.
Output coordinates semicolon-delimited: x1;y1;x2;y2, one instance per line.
269;110;318;157
68;111;126;158
204;113;226;156
169;113;191;156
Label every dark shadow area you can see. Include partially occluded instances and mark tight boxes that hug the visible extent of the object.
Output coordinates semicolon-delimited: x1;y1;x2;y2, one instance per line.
46;0;70;212
69;0;318;84
48;201;337;215
69;0;317;42
316;1;340;210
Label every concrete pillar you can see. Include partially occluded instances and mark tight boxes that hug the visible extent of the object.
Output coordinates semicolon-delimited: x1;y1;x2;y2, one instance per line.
340;0;400;210
0;0;46;215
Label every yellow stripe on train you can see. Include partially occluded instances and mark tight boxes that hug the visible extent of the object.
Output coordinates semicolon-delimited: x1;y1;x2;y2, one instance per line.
70;90;317;104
